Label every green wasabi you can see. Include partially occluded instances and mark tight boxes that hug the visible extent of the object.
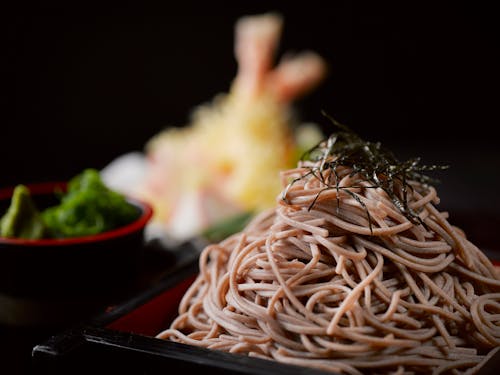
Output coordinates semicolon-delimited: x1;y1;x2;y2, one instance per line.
0;185;47;239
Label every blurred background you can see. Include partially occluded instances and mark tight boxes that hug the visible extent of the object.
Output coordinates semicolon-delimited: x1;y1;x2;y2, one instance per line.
4;1;499;246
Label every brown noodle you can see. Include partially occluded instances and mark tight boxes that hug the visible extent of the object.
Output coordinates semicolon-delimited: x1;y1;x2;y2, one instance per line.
157;159;500;374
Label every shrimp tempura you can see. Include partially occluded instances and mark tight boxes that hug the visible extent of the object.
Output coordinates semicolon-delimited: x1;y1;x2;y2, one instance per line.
137;13;327;240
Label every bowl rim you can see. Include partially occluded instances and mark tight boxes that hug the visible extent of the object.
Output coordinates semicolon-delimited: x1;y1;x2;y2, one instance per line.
0;181;153;246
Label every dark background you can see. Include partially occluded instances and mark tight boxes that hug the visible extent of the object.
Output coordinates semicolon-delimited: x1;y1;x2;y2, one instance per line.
4;1;500;234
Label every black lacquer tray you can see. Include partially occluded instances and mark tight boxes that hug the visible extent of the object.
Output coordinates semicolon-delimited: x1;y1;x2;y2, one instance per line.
32;239;500;375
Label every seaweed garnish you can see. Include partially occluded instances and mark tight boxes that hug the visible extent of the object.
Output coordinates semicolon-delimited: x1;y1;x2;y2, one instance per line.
283;113;448;233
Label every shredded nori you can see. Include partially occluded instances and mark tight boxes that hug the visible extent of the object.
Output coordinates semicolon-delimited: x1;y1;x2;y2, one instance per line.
282;113;448;231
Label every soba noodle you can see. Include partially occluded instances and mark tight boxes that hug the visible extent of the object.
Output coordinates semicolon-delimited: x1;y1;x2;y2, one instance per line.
157;137;500;374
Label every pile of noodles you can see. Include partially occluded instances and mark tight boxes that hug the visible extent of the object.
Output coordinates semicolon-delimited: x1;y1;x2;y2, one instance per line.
157;137;500;374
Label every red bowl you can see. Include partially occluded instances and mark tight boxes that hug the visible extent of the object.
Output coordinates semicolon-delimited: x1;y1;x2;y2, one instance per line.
0;182;153;247
0;181;153;326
